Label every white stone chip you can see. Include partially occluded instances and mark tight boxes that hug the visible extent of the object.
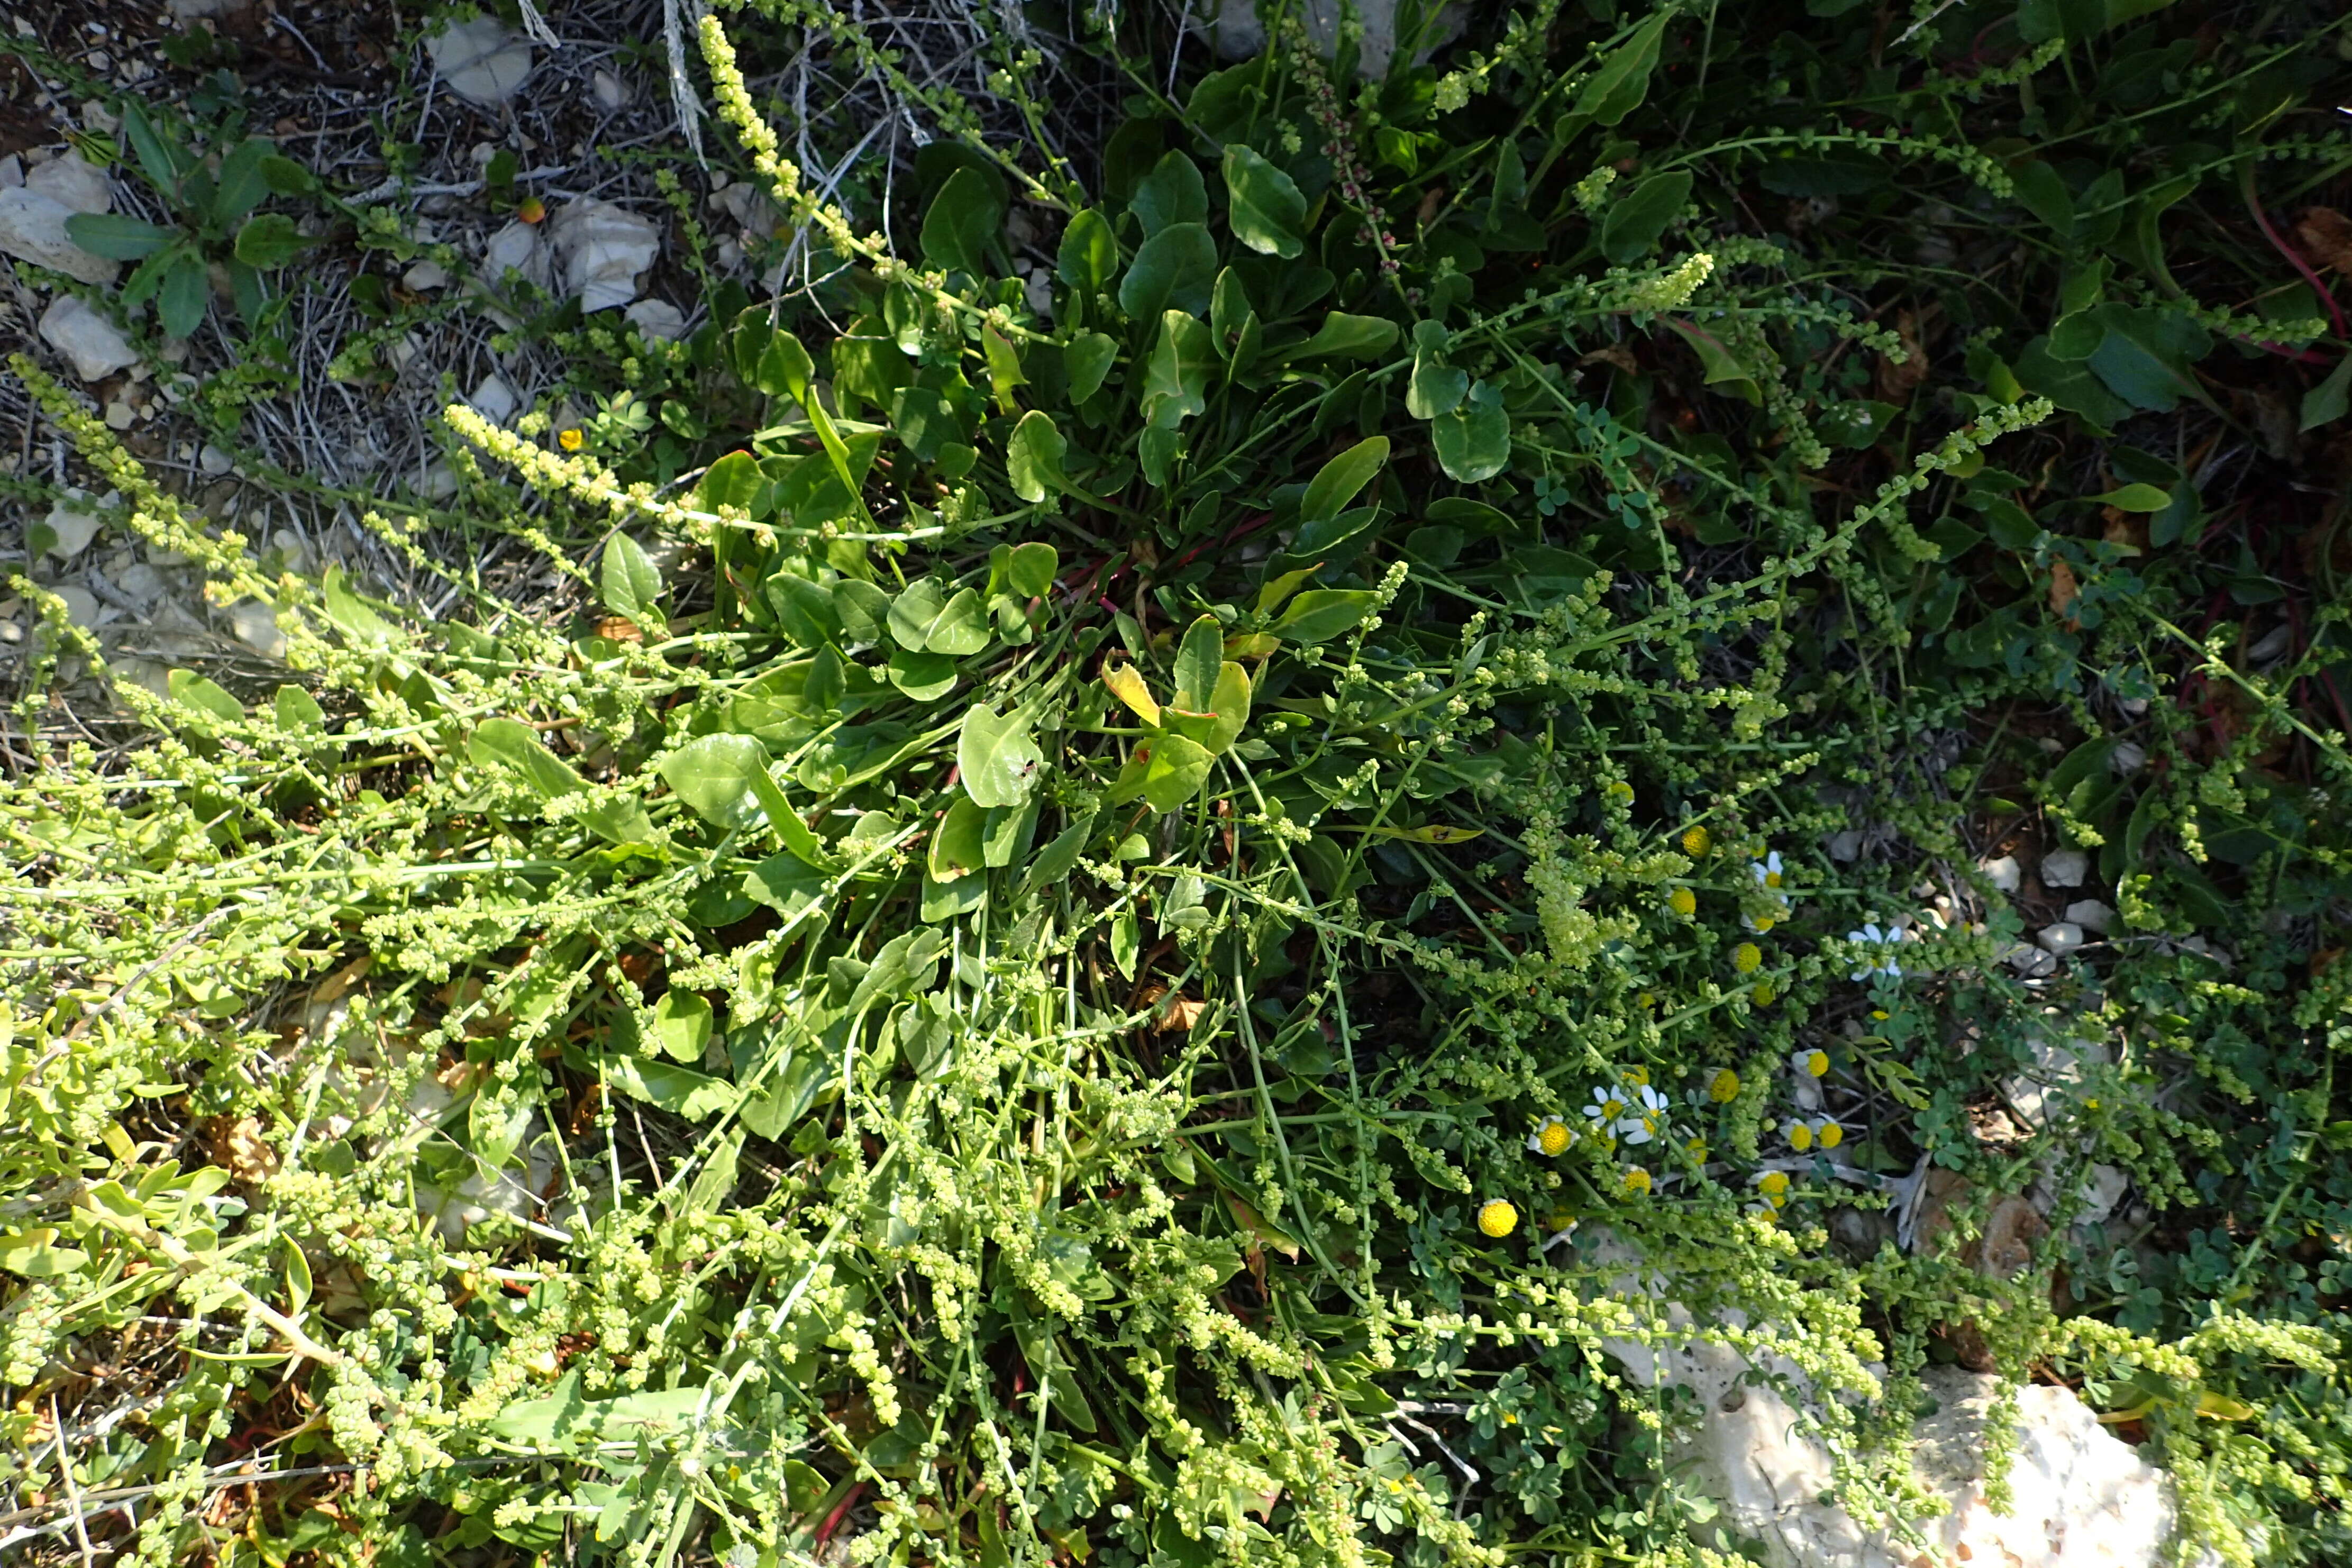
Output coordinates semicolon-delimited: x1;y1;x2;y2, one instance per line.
2041;847;2089;887
592;69;629;110
229;599;287;659
2065;899;2116;935
402;259;452;290
24;149;111;215
0;187;120;284
2037;921;2085;958
198;443;234;476
53;585;104;632
425;16;534;106
1977;854;2021;893
39;295;139;381
467;372;519;425
41;491;104;561
623;297;687;340
2112;741;2146;776
552;198;659;311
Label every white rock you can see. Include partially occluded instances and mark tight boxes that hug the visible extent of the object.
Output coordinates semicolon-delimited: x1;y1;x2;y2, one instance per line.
2120;697;2149;718
1825;827;1862;862
2065;899;2116;935
592;68;629;110
709;181;773;234
2004;941;2057;978
24;150;111;215
41;491;103;560
479;218;546;286
2004;1025;2111;1127
104;397;137;430
53;585;104;632
228;599;286;658
467;372;519;425
114;561;168;608
552;198;659;311
2075;1164;2131;1226
39;295;139;381
2112;741;2146;776
623;297;687;340
198;443;234;476
2038;920;2085;958
402;259;451;290
1206;0;1464;77
0;187;120;284
2041;848;2089;888
420;459;460;501
0;154;20;189
170;0;240;18
425;16;534;106
1978;854;2021;893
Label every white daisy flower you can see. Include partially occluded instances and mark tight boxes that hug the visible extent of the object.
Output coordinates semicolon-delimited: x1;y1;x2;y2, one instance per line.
1527;1115;1574;1157
1790;1046;1831;1079
1847;922;1902;981
1583;1084;1630;1130
1751;850;1785;890
1619;1083;1671;1145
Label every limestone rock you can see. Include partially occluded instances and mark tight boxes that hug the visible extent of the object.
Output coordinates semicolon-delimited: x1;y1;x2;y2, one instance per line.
2065;899;2116;935
552;199;659;311
1979;854;2021;893
467;372;519;425
402;258;452;290
40;491;105;561
2038;920;2085;958
2041;847;2089;888
0;187;121;284
24;150;112;215
426;17;534;106
480;218;547;286
228;599;286;659
39;295;139;380
624;297;687;340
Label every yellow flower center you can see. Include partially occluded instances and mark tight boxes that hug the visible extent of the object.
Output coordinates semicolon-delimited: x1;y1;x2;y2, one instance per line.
1669;887;1697;917
1789;1122;1813;1152
1765;870;1782;888
1733;942;1762;974
1709;1068;1741;1102
1753;915;1776;934
1758;1171;1790;1197
1622;1065;1650;1086
558;427;584;451
1477;1199;1519;1238
1537;1122;1571;1156
1602;1098;1624;1119
1752;982;1775;1006
1681;826;1710;856
1817;1120;1843;1150
1802;1050;1829;1077
1622;1168;1652;1196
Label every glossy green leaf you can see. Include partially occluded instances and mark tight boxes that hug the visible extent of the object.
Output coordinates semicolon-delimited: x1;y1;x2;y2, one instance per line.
744;850;828;923
470;717;585;800
1137;731;1215;813
158;254;209;339
920;167;1002;275
2302;353;2352;432
1142;310;1218;429
1118;222;1217;321
959;703;1044;808
1222;145;1307;259
232;213;309;268
1007;410;1068;503
1132;150;1208;236
1599;171;1693;264
2089;482;2174;512
1007;541;1059;598
1432;382;1511;482
1407;323;1468;419
658;733;770;829
273;684;324;731
2084;305;2213;413
928;795;989;881
1301;436;1389;525
1057;207;1118;292
167;669;243;723
887;646;960;701
1272;589;1380;643
1274;312;1400;365
833;578;894;643
1574;10;1672;126
1172;615;1224;712
601;533;663;624
698;449;764;513
651;990;713;1062
215;140;276;222
1065;332;1118;402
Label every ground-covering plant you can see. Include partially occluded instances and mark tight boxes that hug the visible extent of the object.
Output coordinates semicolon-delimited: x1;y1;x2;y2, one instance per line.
4;1;2352;1565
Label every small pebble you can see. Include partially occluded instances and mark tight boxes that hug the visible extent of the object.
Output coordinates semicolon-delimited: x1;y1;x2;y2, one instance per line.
2064;900;2115;935
1978;855;2021;894
2036;922;2084;958
2040;849;2088;888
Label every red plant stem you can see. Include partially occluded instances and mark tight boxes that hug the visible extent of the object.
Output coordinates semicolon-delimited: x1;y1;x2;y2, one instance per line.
814;1482;868;1548
2241;162;2347;341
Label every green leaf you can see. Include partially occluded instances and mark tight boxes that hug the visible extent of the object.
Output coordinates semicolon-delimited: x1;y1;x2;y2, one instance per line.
928;588;990;656
1271;589;1380;644
1138;732;1215;813
1110;907;1141;978
260;153;316;196
2088;482;2173;512
1599;171;1693;264
1817;400;1898;450
1132;150;1208;236
833;578;894;643
1574;10;1672;126
214;139;275;223
121;102;186;194
579;798;658;848
273;684;324;731
959;703;1044;808
1407;324;1468;420
766;573;841;648
167;669;243;723
1065;332;1118;402
1301;436;1389;525
1118;222;1217;321
1432;382;1511;482
2084;304;2213;413
887;646;960;701
1273;312;1400;365
658;733;771;830
158;254;209;339
928;795;989;881
597;1055;735;1121
1007;541;1059;598
1222;145;1307;259
63;212;175;259
920;167;1002;275
600;533;663;624
1007;409;1068;504
232;212;309;268
1255;564;1321;619
754;330;815;401
2010;160;2075;233
2300;354;2352;432
1022;812;1098;895
888;579;950;651
744;851;828;923
1058;207;1118;293
1142;310;1218;429
0;1228;88;1280
1204;662;1251;754
1172;615;1225;712
698;449;764;513
652;990;713;1063
470;717;586;800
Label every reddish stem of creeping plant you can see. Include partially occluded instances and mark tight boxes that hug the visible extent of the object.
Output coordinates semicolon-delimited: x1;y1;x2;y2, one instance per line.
814;1482;868;1548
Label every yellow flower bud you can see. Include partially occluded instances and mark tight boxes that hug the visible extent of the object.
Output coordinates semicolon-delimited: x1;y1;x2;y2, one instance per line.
1477;1199;1519;1238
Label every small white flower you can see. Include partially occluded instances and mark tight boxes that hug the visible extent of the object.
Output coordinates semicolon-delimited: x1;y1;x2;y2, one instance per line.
1791;1046;1831;1079
1583;1084;1629;1129
1619;1083;1671;1145
1751;850;1785;890
1527;1115;1574;1157
1847;922;1902;981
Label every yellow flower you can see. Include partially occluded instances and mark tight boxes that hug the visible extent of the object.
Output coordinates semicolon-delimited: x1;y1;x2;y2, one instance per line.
1752;982;1775;1006
1620;1065;1650;1087
1870;1009;1889;1021
1756;1170;1791;1207
1732;942;1762;974
1529;1116;1573;1157
558;427;584;451
1621;1167;1653;1197
1606;781;1634;805
1548;1208;1579;1234
1477;1199;1519;1238
1708;1068;1741;1103
1684;1137;1709;1165
1794;1048;1829;1078
1816;1118;1844;1150
1681;826;1711;856
1787;1120;1813;1153
1668;887;1697;917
